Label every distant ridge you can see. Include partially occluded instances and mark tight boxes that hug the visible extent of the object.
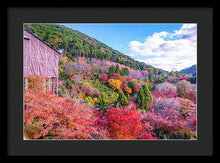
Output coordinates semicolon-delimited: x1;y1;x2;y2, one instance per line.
179;64;197;75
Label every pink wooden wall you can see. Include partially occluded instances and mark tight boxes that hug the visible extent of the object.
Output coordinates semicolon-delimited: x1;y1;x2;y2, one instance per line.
23;30;59;78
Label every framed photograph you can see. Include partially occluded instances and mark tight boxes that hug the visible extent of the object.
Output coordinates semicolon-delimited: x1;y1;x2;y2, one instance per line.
6;5;213;156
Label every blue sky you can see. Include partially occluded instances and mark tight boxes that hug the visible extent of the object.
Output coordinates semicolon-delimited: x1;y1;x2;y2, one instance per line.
60;23;197;71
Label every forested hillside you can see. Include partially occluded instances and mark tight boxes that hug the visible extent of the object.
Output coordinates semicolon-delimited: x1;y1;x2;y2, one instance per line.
179;65;197;75
24;23;166;74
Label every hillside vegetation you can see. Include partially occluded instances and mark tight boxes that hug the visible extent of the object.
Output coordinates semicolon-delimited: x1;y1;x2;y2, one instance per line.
179;64;196;75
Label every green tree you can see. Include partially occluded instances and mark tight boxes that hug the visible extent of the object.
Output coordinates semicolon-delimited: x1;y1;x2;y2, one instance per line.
143;84;153;107
108;65;116;75
172;77;179;83
120;67;130;76
128;79;137;90
169;71;176;77
154;76;166;84
161;72;168;78
115;91;130;107
136;84;153;113
176;80;190;99
85;96;95;107
154;68;159;75
136;87;145;111
148;68;154;82
152;84;156;91
97;92;109;111
148;83;152;91
115;64;120;73
145;77;149;84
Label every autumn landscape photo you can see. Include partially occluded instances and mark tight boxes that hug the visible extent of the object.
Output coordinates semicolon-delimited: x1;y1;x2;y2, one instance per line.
23;23;197;140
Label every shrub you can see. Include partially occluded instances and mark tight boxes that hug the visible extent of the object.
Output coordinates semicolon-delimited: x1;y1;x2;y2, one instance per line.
133;84;141;92
124;86;132;95
24;89;106;139
27;75;46;92
127;78;138;90
167;78;172;83
126;77;131;82
83;85;100;98
172;77;179;83
187;90;197;103
58;85;69;97
177;97;196;121
108;92;119;105
144;97;196;139
99;73;108;84
149;97;180;113
155;82;177;94
85;96;95;107
104;107;156;139
120;67;130;76
151;91;178;99
154;76;166;84
176;80;190;99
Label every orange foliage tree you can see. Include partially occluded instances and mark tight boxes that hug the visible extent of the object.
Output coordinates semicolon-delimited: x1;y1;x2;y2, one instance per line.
60;56;69;63
124;86;132;95
108;79;122;92
109;73;124;83
27;75;47;93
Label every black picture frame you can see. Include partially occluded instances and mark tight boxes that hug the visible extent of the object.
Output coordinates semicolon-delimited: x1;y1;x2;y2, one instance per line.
5;4;213;157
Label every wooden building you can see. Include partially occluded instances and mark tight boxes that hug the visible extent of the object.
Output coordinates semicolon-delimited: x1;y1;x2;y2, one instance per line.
23;28;61;93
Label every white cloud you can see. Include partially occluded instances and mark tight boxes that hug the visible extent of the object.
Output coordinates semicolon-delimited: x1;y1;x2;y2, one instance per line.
127;24;197;71
137;57;196;72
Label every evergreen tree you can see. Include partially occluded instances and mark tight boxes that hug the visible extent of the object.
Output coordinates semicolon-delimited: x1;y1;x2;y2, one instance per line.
108;65;116;75
145;77;149;84
120;67;130;76
115;91;130;107
115;64;120;73
136;84;153;112
152;84;156;91
148;68;154;82
148;83;152;91
143;84;153;108
136;87;145;110
98;92;109;111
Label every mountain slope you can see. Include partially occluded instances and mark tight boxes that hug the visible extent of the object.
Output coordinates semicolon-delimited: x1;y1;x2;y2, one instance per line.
179;64;197;75
24;23;166;74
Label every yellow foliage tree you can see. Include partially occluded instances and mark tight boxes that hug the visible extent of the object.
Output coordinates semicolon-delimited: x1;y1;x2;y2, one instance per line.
121;57;127;62
108;79;122;92
61;56;68;63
